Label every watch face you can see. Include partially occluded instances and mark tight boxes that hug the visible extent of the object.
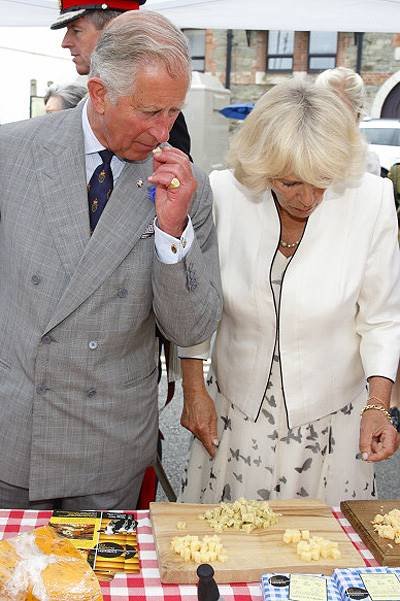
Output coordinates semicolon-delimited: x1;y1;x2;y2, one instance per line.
389;407;400;431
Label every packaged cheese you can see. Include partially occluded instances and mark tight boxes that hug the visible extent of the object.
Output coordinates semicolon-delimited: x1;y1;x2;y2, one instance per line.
49;510;139;581
0;525;103;601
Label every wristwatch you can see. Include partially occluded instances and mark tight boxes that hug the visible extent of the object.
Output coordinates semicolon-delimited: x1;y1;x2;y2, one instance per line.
389;407;400;432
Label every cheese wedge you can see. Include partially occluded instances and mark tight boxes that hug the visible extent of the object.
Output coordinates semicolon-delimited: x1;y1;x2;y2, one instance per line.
0;525;103;601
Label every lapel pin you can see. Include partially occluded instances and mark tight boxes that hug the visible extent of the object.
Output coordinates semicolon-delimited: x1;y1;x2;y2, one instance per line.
136;179;144;188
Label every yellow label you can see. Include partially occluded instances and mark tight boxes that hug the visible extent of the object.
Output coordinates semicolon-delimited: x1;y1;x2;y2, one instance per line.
289;574;327;601
49;515;101;550
361;573;400;601
49;510;139;577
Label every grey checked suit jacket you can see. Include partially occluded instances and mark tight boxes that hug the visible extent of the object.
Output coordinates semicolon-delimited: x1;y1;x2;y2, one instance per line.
0;105;222;501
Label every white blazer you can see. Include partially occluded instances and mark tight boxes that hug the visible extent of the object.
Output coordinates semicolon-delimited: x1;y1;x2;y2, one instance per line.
181;169;400;428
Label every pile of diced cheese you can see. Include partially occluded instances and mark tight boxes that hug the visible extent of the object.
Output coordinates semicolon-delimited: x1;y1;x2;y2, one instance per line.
199;498;280;533
372;509;400;543
283;529;341;561
170;534;227;563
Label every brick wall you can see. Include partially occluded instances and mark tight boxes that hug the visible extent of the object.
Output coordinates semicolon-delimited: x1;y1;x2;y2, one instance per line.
293;31;308;72
203;29;400;114
348;33;400;111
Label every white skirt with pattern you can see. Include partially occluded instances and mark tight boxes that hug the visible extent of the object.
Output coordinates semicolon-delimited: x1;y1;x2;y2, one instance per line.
180;372;375;506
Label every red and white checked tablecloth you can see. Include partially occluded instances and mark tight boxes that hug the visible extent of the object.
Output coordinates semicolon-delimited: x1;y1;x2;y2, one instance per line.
0;507;378;601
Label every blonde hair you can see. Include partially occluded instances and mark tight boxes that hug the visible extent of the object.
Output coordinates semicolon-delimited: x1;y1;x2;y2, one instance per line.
315;67;365;121
228;78;366;194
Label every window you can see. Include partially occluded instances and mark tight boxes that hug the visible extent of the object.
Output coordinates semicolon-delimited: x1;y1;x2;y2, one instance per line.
183;29;205;71
308;32;337;71
360;127;400;147
267;31;294;71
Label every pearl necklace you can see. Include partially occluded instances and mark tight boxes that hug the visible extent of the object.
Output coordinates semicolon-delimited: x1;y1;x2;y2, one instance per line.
279;239;300;249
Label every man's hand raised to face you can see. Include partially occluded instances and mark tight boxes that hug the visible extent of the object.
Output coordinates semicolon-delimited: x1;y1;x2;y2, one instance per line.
148;146;197;238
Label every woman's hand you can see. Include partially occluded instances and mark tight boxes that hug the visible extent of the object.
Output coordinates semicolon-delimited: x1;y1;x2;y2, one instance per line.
359;410;398;462
181;387;219;458
180;358;219;457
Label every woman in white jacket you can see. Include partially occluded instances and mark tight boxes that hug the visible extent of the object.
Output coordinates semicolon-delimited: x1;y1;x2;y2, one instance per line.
179;79;400;506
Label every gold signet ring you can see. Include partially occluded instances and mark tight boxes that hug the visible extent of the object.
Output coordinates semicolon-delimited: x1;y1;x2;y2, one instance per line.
169;177;181;189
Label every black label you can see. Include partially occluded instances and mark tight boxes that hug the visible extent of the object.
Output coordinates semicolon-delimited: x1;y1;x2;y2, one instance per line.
269;575;290;587
346;587;369;600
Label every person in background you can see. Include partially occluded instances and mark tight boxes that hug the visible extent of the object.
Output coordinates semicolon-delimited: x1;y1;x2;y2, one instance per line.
315;66;381;176
50;0;191;157
44;82;87;112
179;78;400;506
0;10;221;510
388;162;400;226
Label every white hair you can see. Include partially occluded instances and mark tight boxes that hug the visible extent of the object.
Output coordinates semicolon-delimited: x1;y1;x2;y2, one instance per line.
315;67;365;121
44;83;87;109
227;78;366;194
89;10;191;101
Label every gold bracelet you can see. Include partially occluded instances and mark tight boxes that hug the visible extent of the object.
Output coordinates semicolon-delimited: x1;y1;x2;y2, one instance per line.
361;403;392;421
367;395;388;408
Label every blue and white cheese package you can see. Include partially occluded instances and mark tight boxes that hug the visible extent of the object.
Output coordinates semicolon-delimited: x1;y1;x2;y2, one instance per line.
332;567;400;601
261;573;342;601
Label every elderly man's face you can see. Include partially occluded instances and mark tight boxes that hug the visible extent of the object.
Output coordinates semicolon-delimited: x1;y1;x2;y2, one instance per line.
89;64;188;161
62;16;100;75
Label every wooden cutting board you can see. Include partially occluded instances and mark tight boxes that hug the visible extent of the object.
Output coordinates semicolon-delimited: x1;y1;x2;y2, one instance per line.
149;499;364;583
340;499;400;566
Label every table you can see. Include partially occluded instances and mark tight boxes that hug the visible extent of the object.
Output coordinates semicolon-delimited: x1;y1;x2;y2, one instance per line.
0;507;378;601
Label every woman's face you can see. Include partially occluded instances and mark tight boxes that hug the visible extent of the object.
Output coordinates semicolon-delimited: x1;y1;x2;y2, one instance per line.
271;176;327;220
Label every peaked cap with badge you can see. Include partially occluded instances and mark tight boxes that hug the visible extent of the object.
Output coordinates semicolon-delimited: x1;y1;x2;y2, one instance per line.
50;0;147;30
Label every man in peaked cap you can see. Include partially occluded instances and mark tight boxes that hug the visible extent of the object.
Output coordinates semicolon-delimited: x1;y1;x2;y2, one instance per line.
51;0;192;156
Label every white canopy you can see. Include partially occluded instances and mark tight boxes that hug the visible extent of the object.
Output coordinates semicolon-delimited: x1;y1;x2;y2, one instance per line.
2;0;400;31
146;0;400;32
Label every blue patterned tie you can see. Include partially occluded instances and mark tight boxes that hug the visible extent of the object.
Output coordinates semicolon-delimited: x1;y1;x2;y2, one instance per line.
87;149;114;232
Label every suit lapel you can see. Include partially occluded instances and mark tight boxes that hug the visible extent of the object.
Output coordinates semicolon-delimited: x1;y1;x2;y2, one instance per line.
35;107;90;281
43;158;156;334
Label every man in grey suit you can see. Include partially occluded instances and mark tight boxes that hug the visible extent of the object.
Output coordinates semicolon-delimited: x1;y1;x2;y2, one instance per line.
0;10;221;509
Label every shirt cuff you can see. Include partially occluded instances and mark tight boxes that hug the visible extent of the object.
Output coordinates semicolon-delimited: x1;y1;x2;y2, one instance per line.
178;339;211;360
154;216;194;264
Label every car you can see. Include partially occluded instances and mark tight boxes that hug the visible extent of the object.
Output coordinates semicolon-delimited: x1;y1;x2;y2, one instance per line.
359;118;400;176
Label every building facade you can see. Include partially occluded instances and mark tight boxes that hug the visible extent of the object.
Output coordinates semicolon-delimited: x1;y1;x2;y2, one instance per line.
183;29;400;118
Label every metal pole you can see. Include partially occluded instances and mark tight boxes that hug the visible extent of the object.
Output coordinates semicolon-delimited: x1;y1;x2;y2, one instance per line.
355;32;364;75
153;454;177;502
225;29;233;89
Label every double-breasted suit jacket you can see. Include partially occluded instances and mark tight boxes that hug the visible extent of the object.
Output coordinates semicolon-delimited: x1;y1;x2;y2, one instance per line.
0;105;222;501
